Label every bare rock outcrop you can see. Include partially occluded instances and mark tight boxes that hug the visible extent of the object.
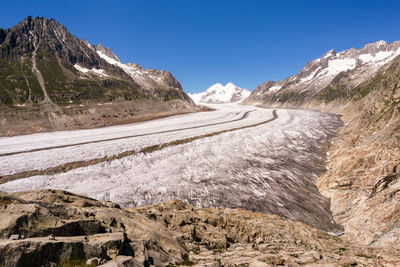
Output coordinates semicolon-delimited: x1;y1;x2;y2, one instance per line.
316;55;400;248
0;190;186;266
135;200;400;266
1;190;400;266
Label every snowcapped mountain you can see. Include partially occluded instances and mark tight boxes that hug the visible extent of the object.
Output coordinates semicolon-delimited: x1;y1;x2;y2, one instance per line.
246;40;400;105
189;82;251;104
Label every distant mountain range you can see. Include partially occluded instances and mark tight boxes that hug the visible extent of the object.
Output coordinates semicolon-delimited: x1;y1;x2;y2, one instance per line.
0;16;195;135
245;40;400;106
189;82;251;104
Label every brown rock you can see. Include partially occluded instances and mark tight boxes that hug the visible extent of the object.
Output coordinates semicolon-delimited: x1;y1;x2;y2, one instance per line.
0;190;399;266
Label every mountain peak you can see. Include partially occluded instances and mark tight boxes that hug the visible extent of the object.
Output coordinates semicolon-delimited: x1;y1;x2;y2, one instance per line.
225;82;237;87
209;82;224;88
322;49;336;59
375;40;387;46
0;16;193;111
95;43;120;62
17;16;64;31
362;40;387;49
207;82;238;91
189;82;251;104
21;15;34;25
0;16;71;57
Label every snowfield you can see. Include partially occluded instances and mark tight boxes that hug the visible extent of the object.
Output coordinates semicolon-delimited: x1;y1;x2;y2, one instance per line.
0;104;343;232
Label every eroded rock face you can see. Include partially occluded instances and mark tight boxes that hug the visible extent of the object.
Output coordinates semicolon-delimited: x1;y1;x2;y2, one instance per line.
316;55;400;248
135;200;400;266
0;190;187;266
247;48;400;248
0;233;126;267
1;190;400;266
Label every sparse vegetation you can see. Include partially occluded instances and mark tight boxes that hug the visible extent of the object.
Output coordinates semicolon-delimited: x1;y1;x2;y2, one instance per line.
0;198;15;206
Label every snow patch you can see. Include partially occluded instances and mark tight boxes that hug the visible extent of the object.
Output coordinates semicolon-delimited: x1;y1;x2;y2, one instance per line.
300;68;320;83
269;85;282;92
326;58;356;75
97;50;158;87
323;49;335;59
74;64;108;77
359;50;400;64
97;50;121;65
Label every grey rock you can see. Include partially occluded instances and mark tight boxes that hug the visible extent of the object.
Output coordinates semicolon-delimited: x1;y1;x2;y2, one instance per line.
0;233;126;267
9;234;20;240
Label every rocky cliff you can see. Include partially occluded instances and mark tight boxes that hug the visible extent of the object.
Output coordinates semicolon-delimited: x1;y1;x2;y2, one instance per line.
317;55;400;248
0;16;195;136
246;41;400;248
1;189;399;266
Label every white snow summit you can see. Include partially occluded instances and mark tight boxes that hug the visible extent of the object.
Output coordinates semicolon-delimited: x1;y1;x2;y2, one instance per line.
189;82;251;104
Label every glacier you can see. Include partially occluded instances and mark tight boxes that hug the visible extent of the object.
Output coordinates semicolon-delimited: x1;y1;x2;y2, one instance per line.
0;104;343;232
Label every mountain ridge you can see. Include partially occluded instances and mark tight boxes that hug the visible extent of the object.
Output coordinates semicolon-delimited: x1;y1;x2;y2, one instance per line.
245;39;400;106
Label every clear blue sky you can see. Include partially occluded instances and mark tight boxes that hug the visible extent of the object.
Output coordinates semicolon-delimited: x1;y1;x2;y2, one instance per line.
2;0;400;93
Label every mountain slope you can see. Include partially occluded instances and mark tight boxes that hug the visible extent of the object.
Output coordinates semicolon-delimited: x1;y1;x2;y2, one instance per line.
246;40;400;248
0;16;195;136
189;82;250;104
317;54;400;247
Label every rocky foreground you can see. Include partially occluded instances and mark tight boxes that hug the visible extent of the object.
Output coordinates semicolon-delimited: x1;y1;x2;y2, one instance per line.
1;189;399;266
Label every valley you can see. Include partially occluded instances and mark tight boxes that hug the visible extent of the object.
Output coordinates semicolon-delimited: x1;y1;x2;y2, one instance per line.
1;11;400;266
0;104;342;233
